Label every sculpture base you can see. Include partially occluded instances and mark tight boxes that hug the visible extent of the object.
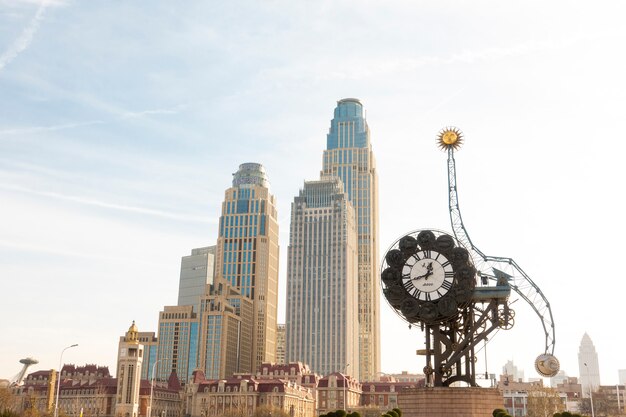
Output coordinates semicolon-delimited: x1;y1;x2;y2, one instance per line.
398;387;504;417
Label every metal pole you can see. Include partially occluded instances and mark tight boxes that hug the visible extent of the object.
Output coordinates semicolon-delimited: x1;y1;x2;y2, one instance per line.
584;363;595;417
54;344;78;417
149;359;164;417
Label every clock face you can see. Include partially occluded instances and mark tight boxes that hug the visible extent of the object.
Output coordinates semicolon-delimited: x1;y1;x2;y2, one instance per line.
381;229;477;325
402;250;454;301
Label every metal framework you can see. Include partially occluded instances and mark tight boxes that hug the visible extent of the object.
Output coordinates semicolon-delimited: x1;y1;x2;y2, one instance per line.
447;147;557;356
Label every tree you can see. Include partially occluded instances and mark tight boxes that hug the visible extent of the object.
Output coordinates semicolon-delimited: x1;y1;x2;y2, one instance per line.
578;396;614;417
0;389;15;413
526;387;565;417
253;405;289;417
392;409;401;417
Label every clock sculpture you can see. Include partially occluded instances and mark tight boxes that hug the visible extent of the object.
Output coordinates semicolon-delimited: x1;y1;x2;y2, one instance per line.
381;127;560;387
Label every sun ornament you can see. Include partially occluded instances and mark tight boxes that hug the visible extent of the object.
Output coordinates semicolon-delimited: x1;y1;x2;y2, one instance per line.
437;127;464;151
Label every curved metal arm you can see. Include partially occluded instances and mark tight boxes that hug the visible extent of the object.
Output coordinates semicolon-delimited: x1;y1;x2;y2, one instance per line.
447;148;556;355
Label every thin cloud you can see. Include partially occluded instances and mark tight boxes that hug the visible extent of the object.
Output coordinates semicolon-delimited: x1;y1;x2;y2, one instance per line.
0;0;50;72
0;183;217;224
0;120;104;136
0;238;172;267
121;104;188;119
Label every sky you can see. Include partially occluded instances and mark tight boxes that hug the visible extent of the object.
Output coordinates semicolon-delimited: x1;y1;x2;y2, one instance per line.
1;0;626;386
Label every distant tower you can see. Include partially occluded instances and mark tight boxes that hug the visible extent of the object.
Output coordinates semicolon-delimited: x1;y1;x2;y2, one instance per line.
275;324;286;365
619;369;626;385
115;321;144;417
578;332;601;397
285;176;359;378
13;357;38;386
320;98;380;381
503;360;524;383
178;245;216;312
215;162;280;371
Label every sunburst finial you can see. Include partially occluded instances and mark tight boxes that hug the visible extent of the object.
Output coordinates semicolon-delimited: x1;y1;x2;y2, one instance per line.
437;127;464;151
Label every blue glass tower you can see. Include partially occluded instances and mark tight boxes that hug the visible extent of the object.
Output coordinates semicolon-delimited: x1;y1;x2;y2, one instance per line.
215;163;279;372
321;98;380;381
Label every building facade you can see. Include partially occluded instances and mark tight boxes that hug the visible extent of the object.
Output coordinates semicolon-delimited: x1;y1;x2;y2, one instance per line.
156;306;199;385
578;332;601;397
316;372;361;414
215;162;280;372
178;246;216;312
134;332;157;382
188;372;315;417
276;324;286;365
320;98;380;381
285;176;359;378
197;280;253;379
359;380;418;412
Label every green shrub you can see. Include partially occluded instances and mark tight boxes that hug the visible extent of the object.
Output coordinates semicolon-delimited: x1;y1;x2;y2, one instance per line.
393;408;402;417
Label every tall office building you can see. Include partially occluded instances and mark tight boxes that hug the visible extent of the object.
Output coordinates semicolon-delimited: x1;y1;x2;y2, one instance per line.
156;305;198;385
215;163;280;372
115;322;144;417
320;98;380;380
133;331;157;381
197;279;253;379
177;246;216;312
276;323;286;365
578;332;601;397
285;176;359;378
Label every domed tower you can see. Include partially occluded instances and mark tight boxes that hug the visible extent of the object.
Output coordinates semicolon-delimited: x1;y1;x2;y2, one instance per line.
115;321;144;417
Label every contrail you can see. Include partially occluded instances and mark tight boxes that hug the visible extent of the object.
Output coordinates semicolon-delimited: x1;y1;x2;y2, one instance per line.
0;183;218;224
0;0;48;72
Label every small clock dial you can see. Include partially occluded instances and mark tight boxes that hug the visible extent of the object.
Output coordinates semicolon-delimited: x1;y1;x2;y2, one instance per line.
402;250;454;301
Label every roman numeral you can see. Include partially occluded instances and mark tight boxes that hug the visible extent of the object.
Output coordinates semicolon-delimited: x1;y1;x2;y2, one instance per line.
441;280;452;290
411;288;421;299
425;292;431;301
445;271;454;279
441;261;450;268
423;250;431;259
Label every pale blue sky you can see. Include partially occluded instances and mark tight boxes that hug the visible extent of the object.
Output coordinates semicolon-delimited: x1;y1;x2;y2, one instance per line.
1;0;625;385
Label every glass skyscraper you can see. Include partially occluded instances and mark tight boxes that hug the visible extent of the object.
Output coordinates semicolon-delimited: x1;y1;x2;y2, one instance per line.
321;98;380;381
215;163;280;372
285;176;359;378
155;305;198;385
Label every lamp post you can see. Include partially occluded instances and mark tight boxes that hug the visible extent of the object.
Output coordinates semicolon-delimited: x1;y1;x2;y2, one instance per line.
343;364;350;411
54;344;78;417
584;362;595;417
149;359;165;417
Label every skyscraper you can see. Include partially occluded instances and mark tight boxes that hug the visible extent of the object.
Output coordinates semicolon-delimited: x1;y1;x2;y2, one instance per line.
578;332;601;397
156;305;199;384
215;163;280;372
198;279;253;379
320;98;380;380
285;176;359;378
177;246;216;312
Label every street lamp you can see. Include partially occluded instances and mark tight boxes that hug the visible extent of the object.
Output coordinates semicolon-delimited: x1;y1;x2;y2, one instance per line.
149;359;165;417
343;364;350;411
584;362;595;417
54;344;78;417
